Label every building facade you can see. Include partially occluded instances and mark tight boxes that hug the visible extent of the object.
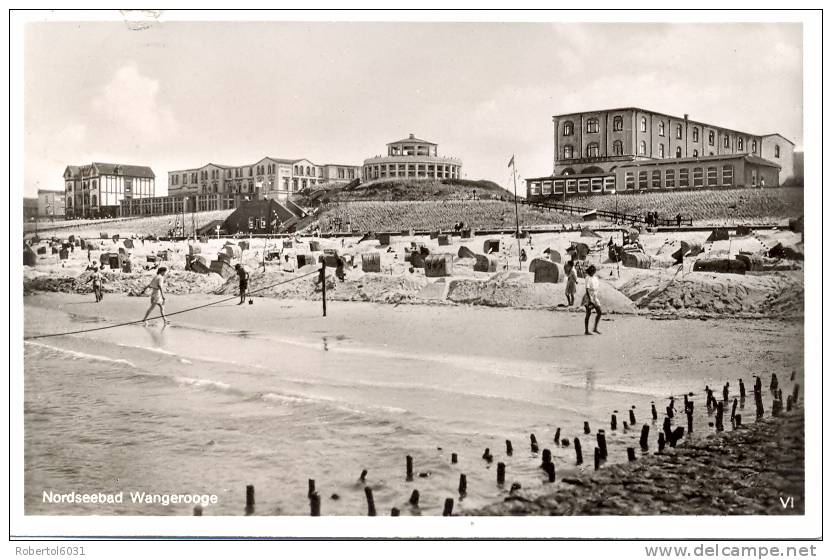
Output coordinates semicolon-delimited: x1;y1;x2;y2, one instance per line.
37;189;66;218
527;107;794;199
64;163;155;219
362;134;462;181
167;157;359;203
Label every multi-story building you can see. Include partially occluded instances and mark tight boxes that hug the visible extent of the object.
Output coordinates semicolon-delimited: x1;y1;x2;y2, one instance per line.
362;134;462;181
64;163;155;218
526;107;795;199
167;157;359;204
37;189;66;218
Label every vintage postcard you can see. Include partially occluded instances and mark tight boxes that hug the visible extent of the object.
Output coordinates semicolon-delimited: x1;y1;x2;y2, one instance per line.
9;8;823;551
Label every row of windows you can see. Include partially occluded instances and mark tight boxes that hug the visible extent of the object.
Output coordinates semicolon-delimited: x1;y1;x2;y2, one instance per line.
563;116;764;154
563;139;768;160
623;165;734;190
528;176;617;196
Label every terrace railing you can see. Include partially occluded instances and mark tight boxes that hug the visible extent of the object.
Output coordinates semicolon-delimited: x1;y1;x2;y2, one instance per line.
520;199;693;227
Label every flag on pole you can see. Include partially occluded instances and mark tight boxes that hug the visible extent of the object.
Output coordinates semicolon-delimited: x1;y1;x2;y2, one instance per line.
507;155;515;168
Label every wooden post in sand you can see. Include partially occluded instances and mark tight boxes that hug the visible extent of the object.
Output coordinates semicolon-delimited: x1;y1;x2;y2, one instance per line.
657;432;666;452
594;447;601;470
308;479;316;498
497;462;506;485
309;492;321;516
360;469;368;483
735;414;742;427
245;485;255;515
686;409;693;434
443;498;454;516
506;439;513;456
651;402;658;420
596;430;608;461
540;449;552;468
391;507;400;516
543;462;555;482
639;425;650;451
611;414;617;430
629;408;637;426
319;263;327;317
574;438;583;465
365;487;376;516
627;448;636;462
583;421;591;435
554;428;561;444
409;490;420;507
739;379;746;399
458;474;467;496
451;453;458;464
530;434;539;453
406;455;414;481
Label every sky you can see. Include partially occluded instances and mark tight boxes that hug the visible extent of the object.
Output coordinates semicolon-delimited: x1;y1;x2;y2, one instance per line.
23;20;803;197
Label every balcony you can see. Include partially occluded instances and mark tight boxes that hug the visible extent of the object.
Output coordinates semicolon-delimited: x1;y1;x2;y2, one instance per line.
556;154;635;165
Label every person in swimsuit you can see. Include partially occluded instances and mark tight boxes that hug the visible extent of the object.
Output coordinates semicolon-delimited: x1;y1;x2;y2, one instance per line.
235;263;249;305
87;266;103;302
582;264;603;335
140;267;169;326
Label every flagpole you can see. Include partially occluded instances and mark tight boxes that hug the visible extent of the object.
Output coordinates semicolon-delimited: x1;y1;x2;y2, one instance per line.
512;157;521;270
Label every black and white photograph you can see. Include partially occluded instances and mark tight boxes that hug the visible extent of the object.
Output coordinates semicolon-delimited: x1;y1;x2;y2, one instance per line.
8;7;824;553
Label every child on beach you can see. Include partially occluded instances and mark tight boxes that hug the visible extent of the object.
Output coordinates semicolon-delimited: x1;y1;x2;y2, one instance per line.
140;267;169;326
87;266;103;303
564;260;578;306
582;264;603;335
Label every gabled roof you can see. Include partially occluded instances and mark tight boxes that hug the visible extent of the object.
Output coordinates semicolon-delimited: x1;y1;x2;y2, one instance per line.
760;133;796;145
64;165;81;178
92;162;155;178
744;155;782;168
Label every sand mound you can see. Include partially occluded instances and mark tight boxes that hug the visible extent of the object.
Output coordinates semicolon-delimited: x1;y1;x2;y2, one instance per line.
447;277;637;314
618;269;803;317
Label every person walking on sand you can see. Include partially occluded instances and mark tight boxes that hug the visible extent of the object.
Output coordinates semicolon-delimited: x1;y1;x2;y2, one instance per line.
235;263;249;305
582;264;603;335
564;259;578;307
86;266;103;302
140;267;169;326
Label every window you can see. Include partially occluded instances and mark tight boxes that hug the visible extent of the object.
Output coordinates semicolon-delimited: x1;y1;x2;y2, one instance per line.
612;140;623;156
722;165;734;186
724;135;730;149
676;124;683;139
260;217;266;229
693;149;699;157
563;145;574;159
658;121;665;137
752;140;757;153
586;143;600;157
707;167;718;187
578;179;590;193
693;167;704;187
708;131;715;146
638;141;647;155
541;181;552;195
590;177;603;192
586;118;599;133
613;116;623;131
529;182;541;196
248;217;254;229
603;176;616;192
658;144;665;158
775;145;781;158
566;179;577;193
638;171;648;190
692;128;699;142
640;117;647;132
625;172;635;191
738;138;744;151
675;146;682;158
665;169;676;188
562;121;574;136
651;170;661;189
679;168;690;187
554;180;564;194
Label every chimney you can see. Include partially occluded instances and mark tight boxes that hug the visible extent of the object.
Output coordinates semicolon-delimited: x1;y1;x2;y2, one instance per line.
684;114;689;121
409;133;415;139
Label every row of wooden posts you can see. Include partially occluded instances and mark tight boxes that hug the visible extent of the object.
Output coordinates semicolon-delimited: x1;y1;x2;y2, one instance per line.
192;372;799;517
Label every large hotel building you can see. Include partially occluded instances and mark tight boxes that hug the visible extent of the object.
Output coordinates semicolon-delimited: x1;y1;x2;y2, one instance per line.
64;163;155;219
526;107;795;199
120;157;359;217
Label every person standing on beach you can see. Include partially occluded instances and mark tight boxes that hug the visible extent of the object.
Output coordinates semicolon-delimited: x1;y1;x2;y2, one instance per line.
140;267;169;326
86;266;103;302
564;259;578;307
582;264;603;335
235;263;249;305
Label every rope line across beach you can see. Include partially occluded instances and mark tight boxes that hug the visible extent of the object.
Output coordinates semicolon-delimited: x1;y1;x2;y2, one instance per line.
23;268;322;340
